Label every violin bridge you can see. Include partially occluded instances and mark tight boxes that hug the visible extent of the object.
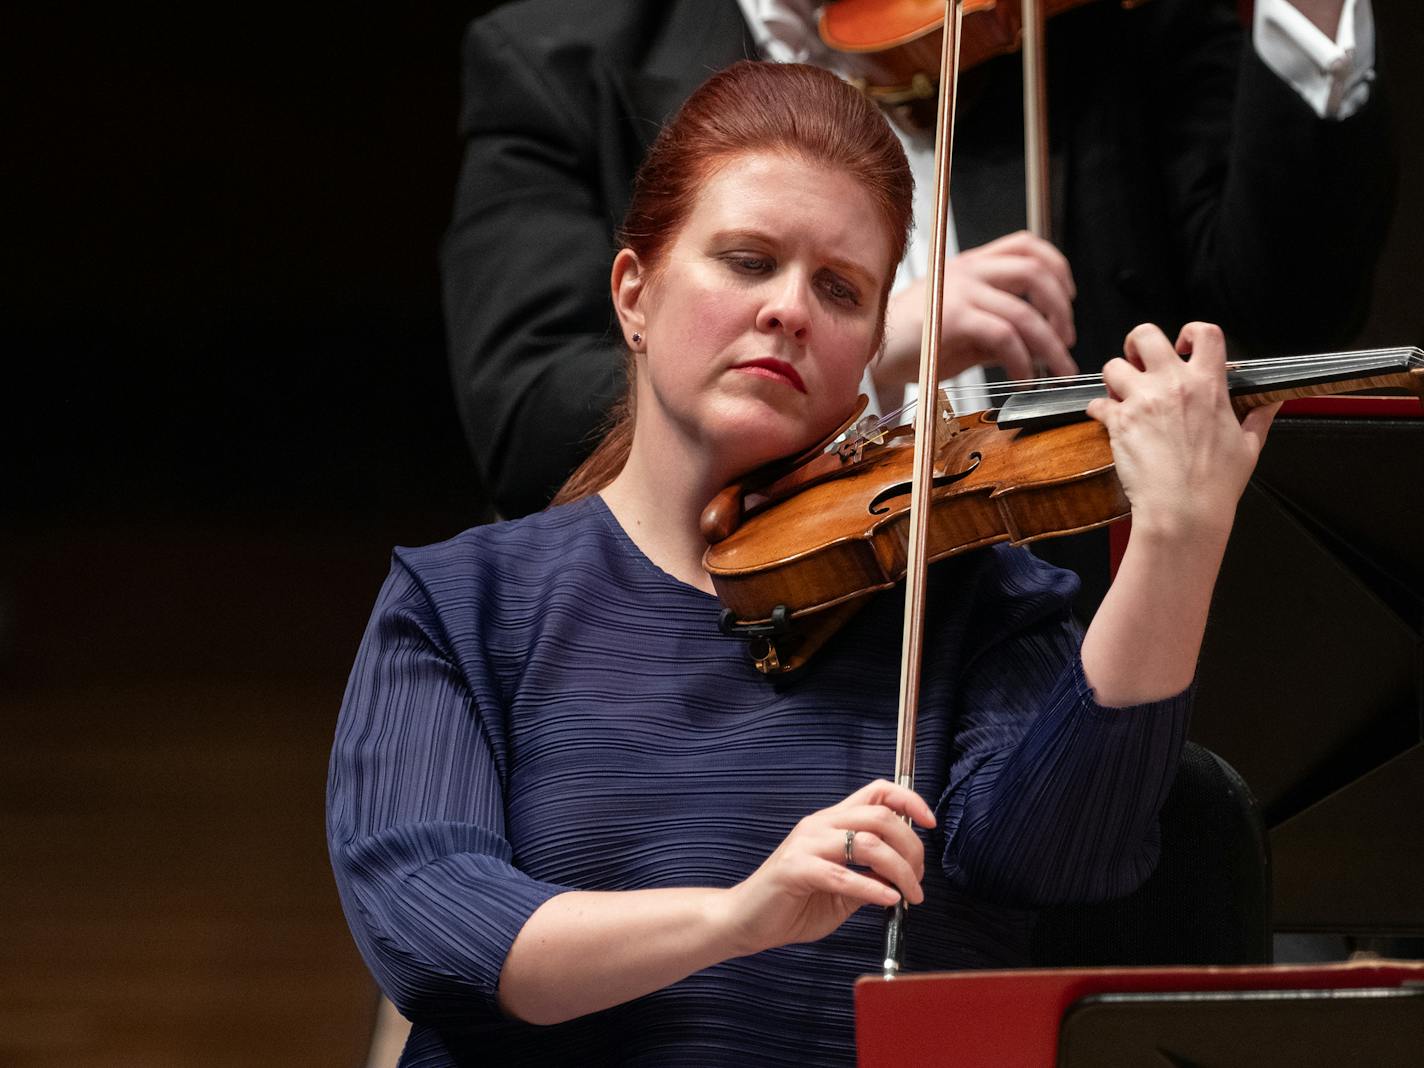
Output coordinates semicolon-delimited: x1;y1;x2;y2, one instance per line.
933;387;958;455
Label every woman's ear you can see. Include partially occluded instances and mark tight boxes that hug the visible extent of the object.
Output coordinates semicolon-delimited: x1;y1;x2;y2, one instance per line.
611;248;648;349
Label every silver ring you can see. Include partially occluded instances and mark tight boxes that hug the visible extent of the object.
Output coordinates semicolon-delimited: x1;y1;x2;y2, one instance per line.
844;828;857;866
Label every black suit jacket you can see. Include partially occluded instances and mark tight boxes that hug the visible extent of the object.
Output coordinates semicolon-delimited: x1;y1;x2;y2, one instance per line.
442;0;1392;520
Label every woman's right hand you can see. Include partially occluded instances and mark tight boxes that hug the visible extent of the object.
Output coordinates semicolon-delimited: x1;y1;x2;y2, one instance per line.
497;780;935;1024
719;780;936;957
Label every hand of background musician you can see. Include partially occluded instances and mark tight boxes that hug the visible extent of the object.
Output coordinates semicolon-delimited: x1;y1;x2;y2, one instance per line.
718;779;936;958
876;230;1078;406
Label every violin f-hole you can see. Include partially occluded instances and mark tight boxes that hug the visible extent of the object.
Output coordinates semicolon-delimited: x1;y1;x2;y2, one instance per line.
867;452;982;515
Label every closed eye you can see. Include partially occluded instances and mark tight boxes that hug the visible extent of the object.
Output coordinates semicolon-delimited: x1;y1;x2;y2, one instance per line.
721;253;774;275
817;270;862;308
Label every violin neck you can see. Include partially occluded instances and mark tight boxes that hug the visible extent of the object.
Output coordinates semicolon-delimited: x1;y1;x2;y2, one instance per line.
996;347;1424;430
1226;348;1424;412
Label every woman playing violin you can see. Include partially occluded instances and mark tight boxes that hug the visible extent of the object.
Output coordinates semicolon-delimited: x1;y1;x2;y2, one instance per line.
328;61;1278;1066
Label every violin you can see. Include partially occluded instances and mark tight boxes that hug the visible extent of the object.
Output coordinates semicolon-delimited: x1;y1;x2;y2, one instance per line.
705;349;1424;674
819;0;1148;105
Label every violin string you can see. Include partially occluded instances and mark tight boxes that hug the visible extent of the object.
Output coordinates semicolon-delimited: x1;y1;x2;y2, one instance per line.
902;348;1413;423
845;347;1416;443
956;350;1399;410
927;348;1408;406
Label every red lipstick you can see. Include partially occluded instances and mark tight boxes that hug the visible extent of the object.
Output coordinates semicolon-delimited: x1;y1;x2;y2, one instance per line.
735;358;807;394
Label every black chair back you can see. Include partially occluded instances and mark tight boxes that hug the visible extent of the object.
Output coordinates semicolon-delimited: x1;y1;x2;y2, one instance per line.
1032;742;1271;966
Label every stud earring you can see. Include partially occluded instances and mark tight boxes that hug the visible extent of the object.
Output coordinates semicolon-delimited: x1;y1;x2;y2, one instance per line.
631;332;643;345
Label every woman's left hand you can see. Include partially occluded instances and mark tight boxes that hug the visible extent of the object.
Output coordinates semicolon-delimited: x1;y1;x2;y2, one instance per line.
1078;322;1281;705
1085;322;1280;544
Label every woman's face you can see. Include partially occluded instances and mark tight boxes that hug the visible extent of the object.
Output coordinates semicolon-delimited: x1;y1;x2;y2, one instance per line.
620;151;895;477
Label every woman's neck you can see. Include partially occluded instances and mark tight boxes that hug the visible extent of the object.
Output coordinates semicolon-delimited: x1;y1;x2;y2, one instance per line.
599;422;730;595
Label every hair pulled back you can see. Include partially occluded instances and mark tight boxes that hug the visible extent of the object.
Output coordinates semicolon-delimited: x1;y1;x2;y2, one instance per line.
553;60;914;506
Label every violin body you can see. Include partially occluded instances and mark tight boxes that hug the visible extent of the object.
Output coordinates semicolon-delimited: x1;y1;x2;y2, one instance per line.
819;0;1137;94
705;409;1125;627
704;349;1424;672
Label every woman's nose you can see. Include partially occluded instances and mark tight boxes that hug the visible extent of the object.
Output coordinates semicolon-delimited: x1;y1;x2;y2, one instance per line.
756;273;811;342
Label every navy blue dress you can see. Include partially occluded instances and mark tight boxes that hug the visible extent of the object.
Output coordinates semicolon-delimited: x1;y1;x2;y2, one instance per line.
327;495;1188;1066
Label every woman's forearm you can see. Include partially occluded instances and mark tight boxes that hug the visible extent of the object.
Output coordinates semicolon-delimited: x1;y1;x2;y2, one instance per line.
497;887;741;1025
498;778;935;1026
1079;520;1230;707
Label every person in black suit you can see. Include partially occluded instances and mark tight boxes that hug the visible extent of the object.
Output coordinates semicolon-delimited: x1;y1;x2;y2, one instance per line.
441;0;1390;535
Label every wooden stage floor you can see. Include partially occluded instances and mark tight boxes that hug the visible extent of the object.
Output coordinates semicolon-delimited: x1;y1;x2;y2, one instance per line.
0;517;462;1067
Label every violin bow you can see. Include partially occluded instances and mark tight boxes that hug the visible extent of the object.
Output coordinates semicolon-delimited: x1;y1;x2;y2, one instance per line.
884;0;965;979
1023;0;1051;239
886;0;1055;978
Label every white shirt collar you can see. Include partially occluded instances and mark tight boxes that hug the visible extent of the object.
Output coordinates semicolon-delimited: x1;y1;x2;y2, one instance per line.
734;0;836;66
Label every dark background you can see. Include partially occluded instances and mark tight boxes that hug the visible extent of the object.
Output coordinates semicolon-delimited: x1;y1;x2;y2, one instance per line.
5;5;494;524
2;4;1421;1066
3;7;502;1066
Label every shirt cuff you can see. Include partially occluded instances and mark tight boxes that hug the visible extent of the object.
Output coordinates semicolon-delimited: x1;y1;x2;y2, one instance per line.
1253;0;1376;119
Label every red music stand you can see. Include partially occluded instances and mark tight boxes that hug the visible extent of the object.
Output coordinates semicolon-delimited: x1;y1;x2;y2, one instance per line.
855;960;1424;1066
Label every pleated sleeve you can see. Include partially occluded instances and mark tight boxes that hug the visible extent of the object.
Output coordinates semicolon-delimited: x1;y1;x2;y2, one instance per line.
326;558;567;1025
937;549;1191;907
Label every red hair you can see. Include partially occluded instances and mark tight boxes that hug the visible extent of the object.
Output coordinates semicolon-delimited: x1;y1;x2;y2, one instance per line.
553;61;913;506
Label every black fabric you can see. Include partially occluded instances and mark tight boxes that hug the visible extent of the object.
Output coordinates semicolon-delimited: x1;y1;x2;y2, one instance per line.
441;0;755;518
441;0;1394;521
1031;741;1273;967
